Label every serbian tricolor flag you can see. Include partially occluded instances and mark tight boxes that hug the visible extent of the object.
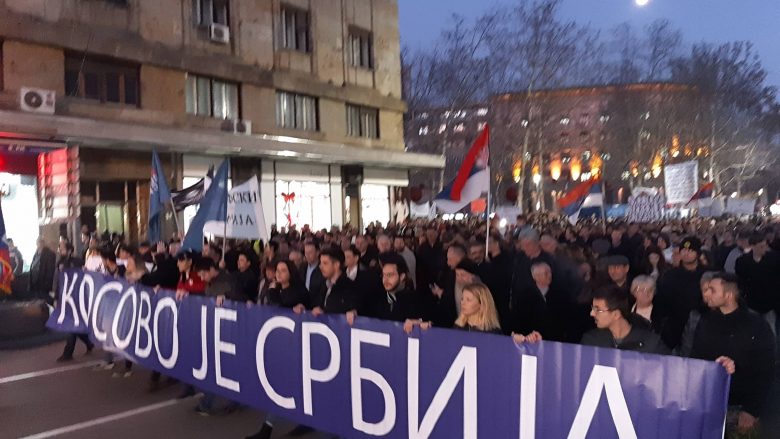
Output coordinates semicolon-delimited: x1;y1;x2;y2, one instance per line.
558;178;603;225
687;181;715;205
0;199;13;294
434;125;490;214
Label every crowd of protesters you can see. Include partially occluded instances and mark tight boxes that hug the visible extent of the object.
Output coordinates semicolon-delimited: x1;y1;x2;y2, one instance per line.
40;212;780;438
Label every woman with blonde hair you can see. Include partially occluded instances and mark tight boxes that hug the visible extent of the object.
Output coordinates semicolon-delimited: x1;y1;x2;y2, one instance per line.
453;283;502;333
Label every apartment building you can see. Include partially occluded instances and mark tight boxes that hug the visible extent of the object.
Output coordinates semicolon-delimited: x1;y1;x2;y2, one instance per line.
0;0;441;260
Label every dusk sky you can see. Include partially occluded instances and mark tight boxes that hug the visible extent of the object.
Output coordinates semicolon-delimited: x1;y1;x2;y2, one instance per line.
399;0;780;89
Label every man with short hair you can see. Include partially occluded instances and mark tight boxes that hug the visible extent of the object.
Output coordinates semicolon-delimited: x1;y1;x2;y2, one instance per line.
509;227;557;333
393;236;417;288
689;272;774;435
725;230;751;274
29;238;56;303
429;244;467;327
520;262;577;342
581;286;669;354
416;226;445;297
735;233;779;338
295;247;357;316
604;255;632;297
302;242;324;294
234;251;259;303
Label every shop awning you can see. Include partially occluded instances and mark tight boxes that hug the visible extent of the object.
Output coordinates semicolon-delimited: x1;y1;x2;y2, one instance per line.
0;110;444;170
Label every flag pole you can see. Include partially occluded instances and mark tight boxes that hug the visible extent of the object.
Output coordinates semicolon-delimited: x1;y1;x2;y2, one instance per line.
221;160;229;265
485;125;491;261
600;178;607;234
169;199;182;238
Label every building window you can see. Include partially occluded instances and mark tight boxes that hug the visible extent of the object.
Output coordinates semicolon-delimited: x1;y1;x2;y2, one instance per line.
560;116;570;125
438;124;446;134
476;108;488;116
349;27;373;69
477;122;487;131
197;0;229;26
454;123;466;133
419;126;429;136
280;6;310;52
185;74;239;120
276;91;318;131
347;104;379;139
65;55;139;106
599;114;610;123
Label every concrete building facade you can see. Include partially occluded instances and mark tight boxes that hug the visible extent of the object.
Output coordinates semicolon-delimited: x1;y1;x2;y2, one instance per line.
0;0;441;259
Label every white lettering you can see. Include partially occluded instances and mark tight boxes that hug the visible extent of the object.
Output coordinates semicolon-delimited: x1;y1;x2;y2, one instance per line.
519;355;537;439
134;291;153;358
78;274;95;323
214;307;240;392
153;297;179;369
407;339;477;439
193;306;209;381
567;365;637;439
90;281;123;342
256;316;296;409
350;329;396;436
57;272;80;325
302;322;341;416
110;287;138;350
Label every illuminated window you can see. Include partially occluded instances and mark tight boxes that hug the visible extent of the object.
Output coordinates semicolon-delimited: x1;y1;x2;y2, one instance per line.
454;123;465;133
419;126;429;136
476;108;488;116
275;180;332;231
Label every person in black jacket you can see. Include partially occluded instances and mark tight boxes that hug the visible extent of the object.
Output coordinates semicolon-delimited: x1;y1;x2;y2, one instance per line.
689;272;774;436
735;233;779;334
655;236;708;350
351;253;420;323
234;251;259;303
581;285;670;355
416;227;445;297
488;234;513;332
517;262;579;342
29;238;56;303
294;247;357;316
56;242;93;362
267;260;309;309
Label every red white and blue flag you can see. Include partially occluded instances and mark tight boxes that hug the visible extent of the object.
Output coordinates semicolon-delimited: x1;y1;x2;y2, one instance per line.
434;125;490;214
0;199;13;294
687;181;715;205
558;178;603;225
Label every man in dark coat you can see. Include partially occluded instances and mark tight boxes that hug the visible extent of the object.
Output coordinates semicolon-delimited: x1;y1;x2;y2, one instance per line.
735;233;779;325
29;238;56;303
655;236;708;350
363;253;421;322
509;227;558;333
416;227;445;296
516;261;578;342
581;285;670;355
297;247;358;316
689;272;774;436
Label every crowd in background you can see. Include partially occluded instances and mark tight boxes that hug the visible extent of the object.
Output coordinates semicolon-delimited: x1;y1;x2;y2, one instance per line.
27;213;780;438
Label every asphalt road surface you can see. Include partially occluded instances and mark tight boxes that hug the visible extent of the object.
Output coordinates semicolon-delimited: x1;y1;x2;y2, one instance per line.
2;340;780;438
0;342;329;439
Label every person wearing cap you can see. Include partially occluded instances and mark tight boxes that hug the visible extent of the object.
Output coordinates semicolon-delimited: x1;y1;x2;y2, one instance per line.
689;272;774;436
604;254;632;299
656;236;708;351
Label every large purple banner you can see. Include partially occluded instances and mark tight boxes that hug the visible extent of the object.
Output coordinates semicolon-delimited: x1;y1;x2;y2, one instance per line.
47;270;729;438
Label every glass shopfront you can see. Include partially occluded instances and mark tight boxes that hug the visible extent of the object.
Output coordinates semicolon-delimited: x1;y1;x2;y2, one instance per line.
275;180;332;231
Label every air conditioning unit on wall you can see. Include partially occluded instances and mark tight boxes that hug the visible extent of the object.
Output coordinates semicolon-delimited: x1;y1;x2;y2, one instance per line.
209;23;230;44
20;87;56;114
221;119;252;135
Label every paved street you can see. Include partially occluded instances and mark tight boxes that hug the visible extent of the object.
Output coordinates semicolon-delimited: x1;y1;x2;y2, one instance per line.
0;342;327;439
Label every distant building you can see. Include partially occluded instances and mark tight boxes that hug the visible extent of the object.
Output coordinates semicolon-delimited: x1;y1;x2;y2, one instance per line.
406;83;702;210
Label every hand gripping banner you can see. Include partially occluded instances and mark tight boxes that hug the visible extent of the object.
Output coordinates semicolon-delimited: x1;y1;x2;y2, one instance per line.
47;270;729;438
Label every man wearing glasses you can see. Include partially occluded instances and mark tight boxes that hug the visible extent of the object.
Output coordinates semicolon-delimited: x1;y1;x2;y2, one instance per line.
581;285;670;355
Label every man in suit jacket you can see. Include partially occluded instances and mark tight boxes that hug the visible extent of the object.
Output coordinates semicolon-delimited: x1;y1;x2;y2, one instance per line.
301;241;324;296
295;247;357;316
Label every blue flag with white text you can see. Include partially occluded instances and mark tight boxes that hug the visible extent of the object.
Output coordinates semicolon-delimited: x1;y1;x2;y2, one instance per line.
148;150;172;243
181;159;229;252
